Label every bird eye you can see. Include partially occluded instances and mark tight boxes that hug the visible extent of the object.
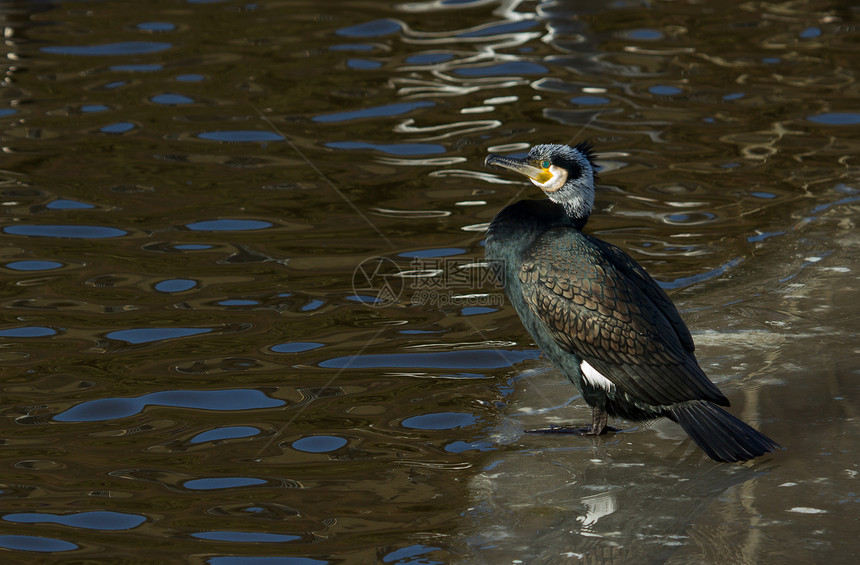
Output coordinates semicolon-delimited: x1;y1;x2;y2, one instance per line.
540;160;551;169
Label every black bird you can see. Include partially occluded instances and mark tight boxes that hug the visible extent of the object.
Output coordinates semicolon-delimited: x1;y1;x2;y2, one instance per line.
484;142;779;462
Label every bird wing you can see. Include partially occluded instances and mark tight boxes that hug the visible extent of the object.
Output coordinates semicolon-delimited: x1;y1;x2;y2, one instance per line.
594;237;696;353
519;228;727;406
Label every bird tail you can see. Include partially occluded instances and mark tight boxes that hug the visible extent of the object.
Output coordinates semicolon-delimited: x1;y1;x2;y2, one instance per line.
670;401;780;463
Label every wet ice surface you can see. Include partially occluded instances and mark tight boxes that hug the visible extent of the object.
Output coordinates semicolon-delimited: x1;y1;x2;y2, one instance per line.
0;0;858;562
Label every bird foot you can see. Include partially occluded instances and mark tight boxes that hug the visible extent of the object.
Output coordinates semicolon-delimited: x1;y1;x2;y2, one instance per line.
525;424;619;436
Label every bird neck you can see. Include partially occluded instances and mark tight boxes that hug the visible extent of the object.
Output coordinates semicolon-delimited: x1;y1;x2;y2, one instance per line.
488;199;588;246
557;200;590;230
547;176;594;228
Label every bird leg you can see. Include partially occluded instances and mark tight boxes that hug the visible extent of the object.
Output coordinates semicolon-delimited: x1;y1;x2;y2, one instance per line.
590;406;608;435
526;406;617;435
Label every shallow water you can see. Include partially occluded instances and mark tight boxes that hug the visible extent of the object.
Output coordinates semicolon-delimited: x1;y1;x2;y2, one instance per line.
1;0;858;563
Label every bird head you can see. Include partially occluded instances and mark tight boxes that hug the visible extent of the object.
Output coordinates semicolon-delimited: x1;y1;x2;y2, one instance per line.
485;142;599;220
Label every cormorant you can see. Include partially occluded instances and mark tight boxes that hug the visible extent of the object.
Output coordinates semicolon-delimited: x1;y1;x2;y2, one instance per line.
484;142;779;462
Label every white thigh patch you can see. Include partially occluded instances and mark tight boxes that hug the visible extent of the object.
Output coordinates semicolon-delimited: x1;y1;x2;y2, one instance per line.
581;360;615;392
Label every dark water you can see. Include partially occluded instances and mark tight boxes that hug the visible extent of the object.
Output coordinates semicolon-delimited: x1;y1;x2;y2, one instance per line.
1;0;858;562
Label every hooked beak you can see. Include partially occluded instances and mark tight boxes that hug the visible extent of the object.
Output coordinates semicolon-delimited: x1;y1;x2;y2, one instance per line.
484;153;564;189
485;154;551;184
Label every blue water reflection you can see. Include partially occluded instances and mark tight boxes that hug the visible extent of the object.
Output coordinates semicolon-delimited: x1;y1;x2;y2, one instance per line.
198;131;283;142
300;299;325;312
0;327;57;337
446;440;495;453
183;477;267;490
54;389;286;422
658;257;744;290
402;412;479;430
174;243;214;250
291;436;348;453
270;342;324;353
208;557;327;565
185;219;272;231
219;299;259;306
325;141;445;155
346;295;386;305
461;306;496;316
622;28;663;40
47;199;95;209
154;279;198;293
3;511;145;531
807;112;860;125
398;247;466;258
4;260;63;271
799;26;821;38
382;544;443;564
101;122;136;133
313;101;434;123
347;59;382;70
190;426;261;444
0;535;77;552
137;22;175;32
80;104;109;113
405;53;453;64
336;19;402;38
330;43;375;51
191;531;300;542
106;327;211;344
320;349;539;370
41;41;171;55
571;96;609;105
3;225;127;238
748;231;786;243
459;20;537;37
454;61;546;76
151;93;194;105
111;64;162;72
649;85;683;95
